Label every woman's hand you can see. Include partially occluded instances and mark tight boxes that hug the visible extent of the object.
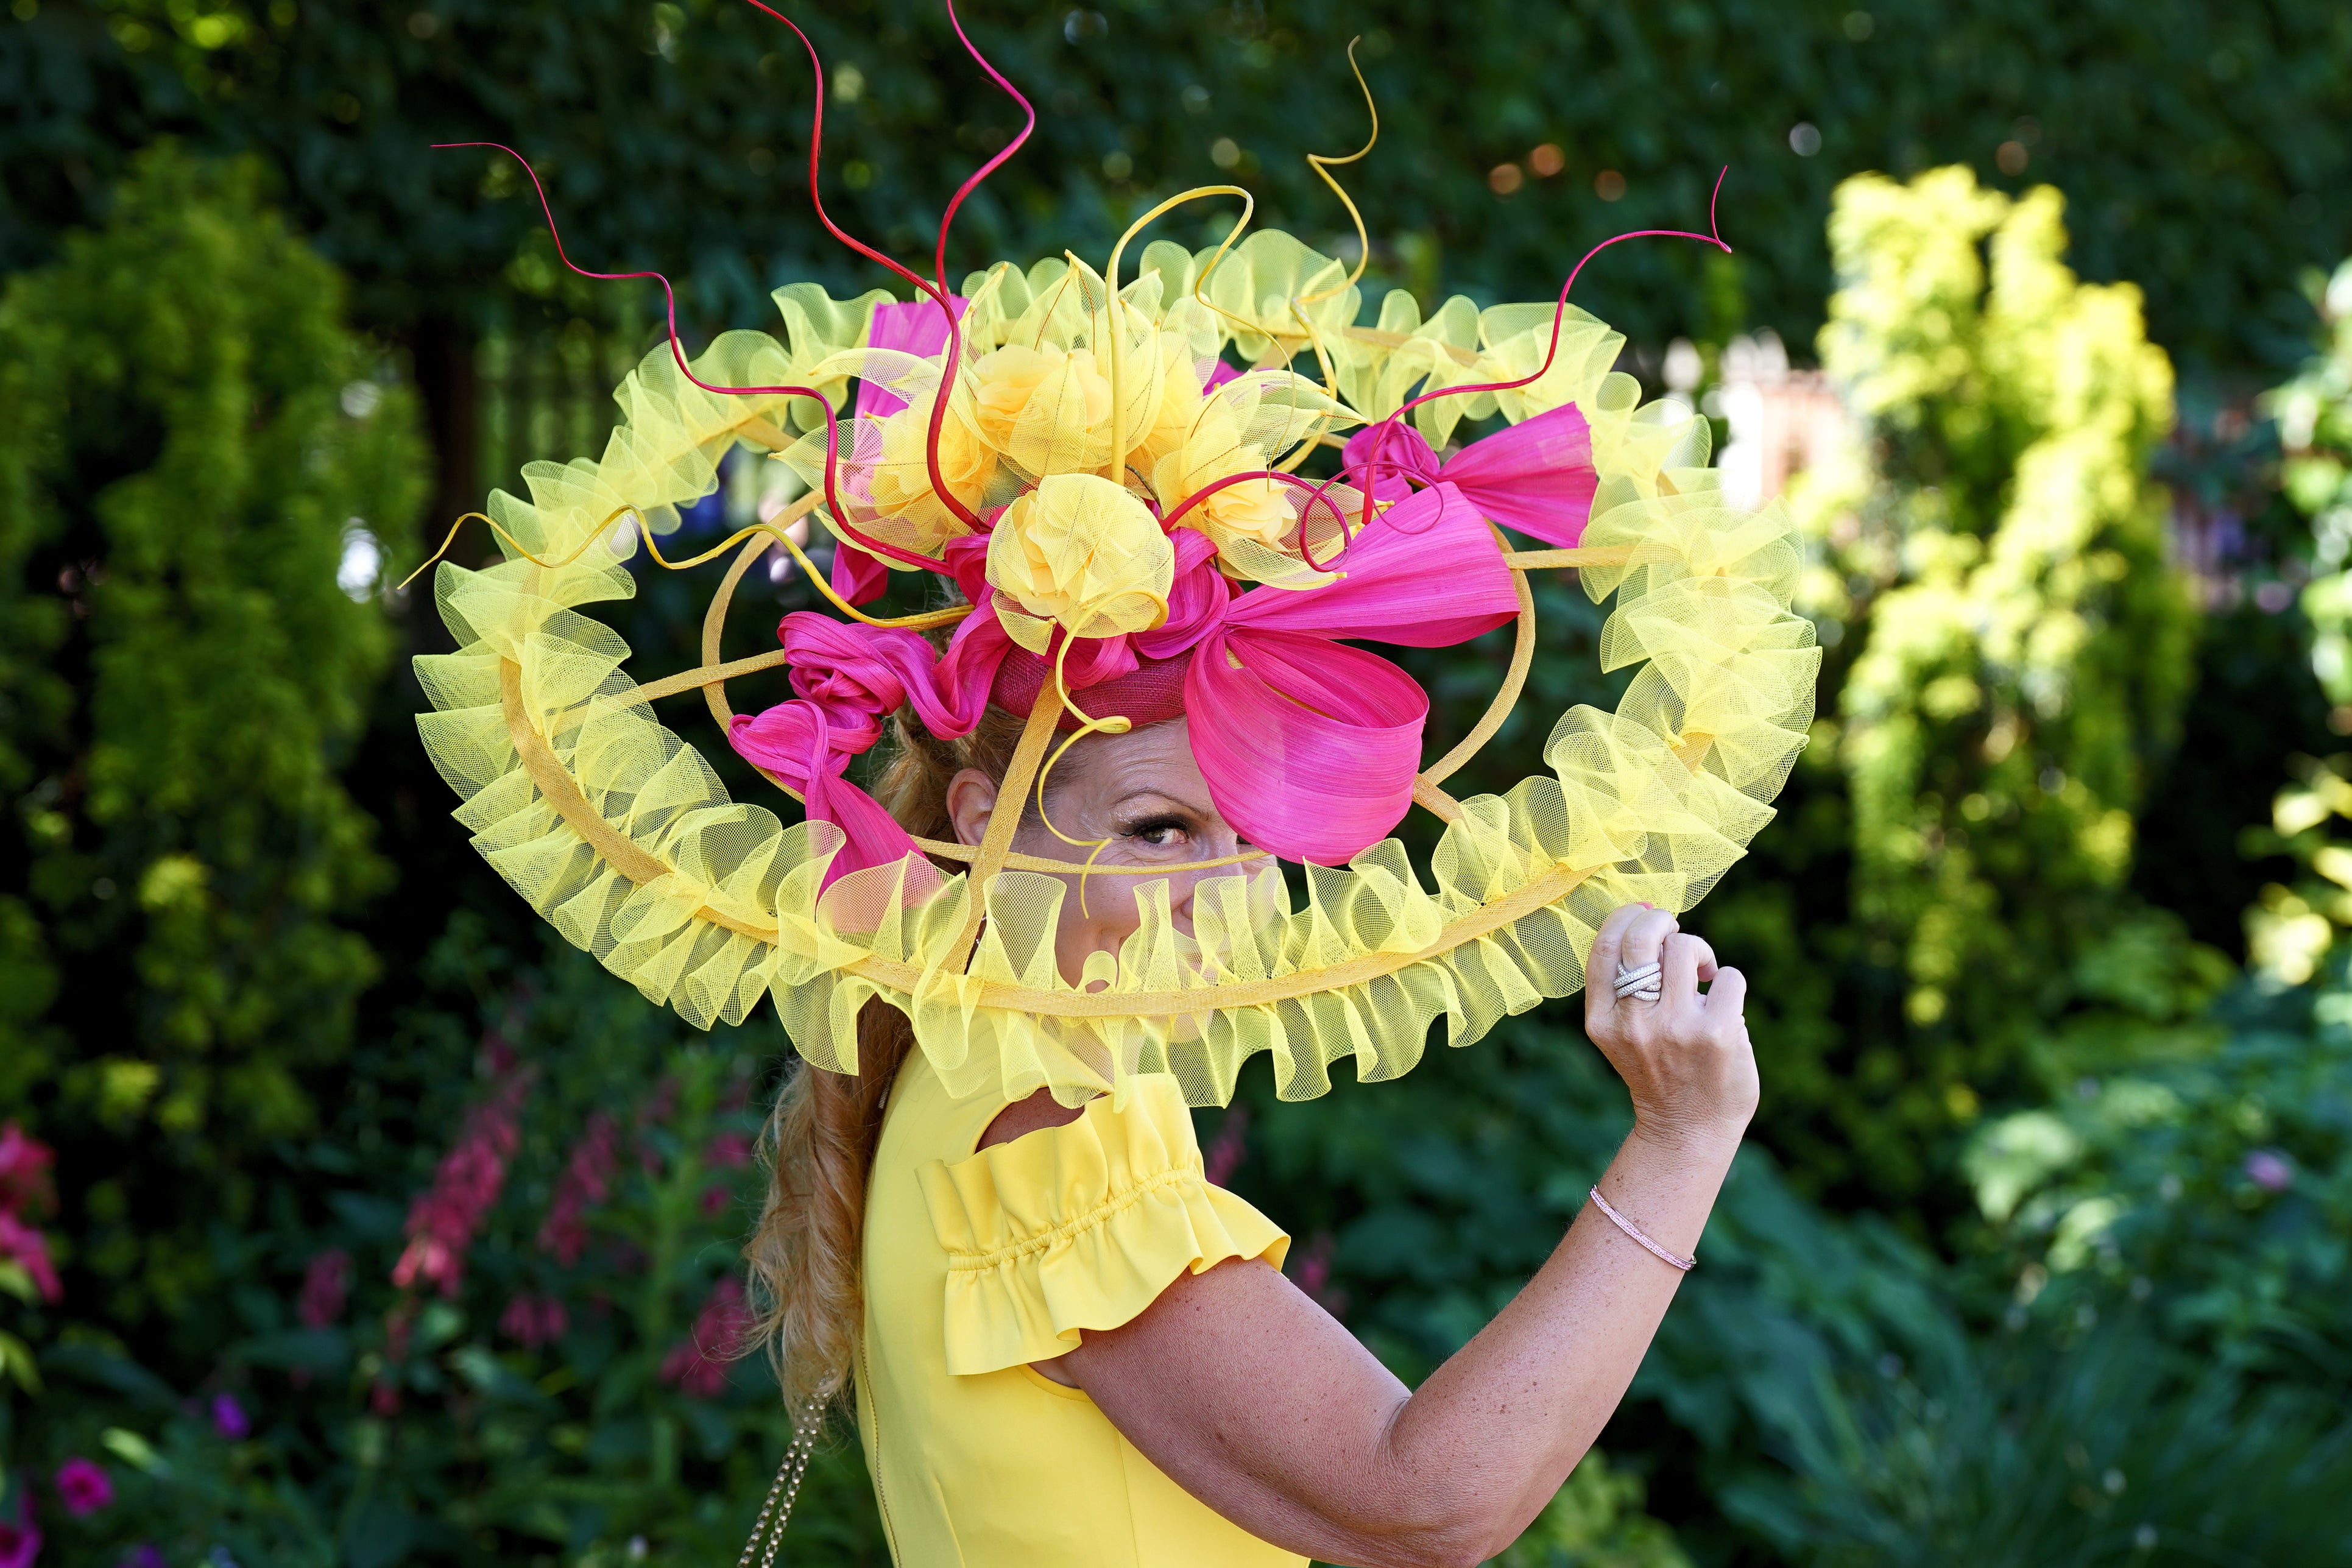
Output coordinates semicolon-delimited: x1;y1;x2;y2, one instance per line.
1583;903;1757;1151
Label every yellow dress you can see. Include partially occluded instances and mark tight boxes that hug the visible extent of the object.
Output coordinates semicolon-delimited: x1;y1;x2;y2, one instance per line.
857;1050;1304;1566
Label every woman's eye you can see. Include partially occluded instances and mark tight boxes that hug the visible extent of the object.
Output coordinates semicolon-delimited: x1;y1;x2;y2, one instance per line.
1124;819;1190;849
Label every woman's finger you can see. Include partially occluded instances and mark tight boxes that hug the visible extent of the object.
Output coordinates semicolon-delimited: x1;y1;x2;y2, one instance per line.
1616;907;1679;977
1659;932;1717;1008
1587;903;1646;995
1703;964;1748;1023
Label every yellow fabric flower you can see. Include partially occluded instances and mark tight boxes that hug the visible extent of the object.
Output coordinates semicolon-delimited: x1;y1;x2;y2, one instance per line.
986;473;1174;651
865;394;997;556
970;345;1116;478
1121;335;1207;481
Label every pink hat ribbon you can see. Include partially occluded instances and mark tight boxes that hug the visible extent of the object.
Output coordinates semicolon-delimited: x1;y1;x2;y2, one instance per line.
1184;481;1517;864
1343;402;1598;548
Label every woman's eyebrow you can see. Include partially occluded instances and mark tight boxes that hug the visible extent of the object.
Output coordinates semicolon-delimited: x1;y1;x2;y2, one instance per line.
1111;788;1213;819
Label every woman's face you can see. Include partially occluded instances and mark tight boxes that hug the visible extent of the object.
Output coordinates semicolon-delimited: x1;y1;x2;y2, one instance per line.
945;717;1246;984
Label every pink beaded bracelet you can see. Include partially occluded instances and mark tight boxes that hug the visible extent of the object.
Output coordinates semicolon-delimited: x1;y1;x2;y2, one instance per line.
1588;1186;1695;1272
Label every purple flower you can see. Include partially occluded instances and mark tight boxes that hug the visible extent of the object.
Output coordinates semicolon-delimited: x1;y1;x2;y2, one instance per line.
536;1112;618;1266
121;1548;165;1568
498;1292;568;1349
659;1277;753;1400
0;1494;38;1568
211;1393;250;1439
394;1067;534;1297
297;1249;352;1329
2245;1150;2294;1192
53;1460;111;1517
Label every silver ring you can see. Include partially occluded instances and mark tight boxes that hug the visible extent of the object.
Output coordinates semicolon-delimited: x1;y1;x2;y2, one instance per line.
1614;961;1662;1003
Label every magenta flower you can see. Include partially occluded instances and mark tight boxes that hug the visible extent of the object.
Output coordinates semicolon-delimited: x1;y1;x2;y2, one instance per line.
1202;1106;1250;1187
211;1393;250;1439
393;1068;534;1297
0;1123;55;1217
537;1112;618;1266
659;1277;754;1399
499;1293;569;1349
297;1249;351;1329
54;1460;111;1517
0;1212;61;1304
2245;1150;2294;1192
703;1131;752;1170
0;1493;38;1568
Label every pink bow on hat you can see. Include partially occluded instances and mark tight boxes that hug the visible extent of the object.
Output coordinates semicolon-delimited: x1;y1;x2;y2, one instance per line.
1182;481;1517;865
1343;402;1598;548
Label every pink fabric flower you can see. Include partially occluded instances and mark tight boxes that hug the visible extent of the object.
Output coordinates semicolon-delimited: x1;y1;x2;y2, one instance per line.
659;1277;754;1400
53;1460;111;1517
537;1112;619;1266
0;1212;60;1304
392;1067;534;1298
297;1249;351;1329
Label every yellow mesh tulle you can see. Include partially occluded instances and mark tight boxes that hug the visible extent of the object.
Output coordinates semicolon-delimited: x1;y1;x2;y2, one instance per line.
415;230;1820;1110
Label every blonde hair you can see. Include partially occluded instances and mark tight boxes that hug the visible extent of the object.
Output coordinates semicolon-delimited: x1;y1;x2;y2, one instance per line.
745;700;1030;1422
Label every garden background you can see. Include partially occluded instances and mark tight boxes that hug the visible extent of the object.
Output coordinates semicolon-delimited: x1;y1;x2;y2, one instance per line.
5;1;2352;1564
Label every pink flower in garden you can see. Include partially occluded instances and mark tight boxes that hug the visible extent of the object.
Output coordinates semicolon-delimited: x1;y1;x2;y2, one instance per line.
704;1131;752;1170
537;1112;618;1266
211;1393;250;1439
392;1067;534;1298
1202;1106;1250;1187
659;1277;754;1399
0;1212;61;1304
700;1184;731;1219
54;1460;111;1517
0;1123;55;1216
2245;1150;2294;1192
297;1249;352;1329
0;1494;38;1568
499;1293;569;1349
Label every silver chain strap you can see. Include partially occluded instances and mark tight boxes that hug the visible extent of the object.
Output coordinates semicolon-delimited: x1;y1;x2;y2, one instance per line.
736;1401;824;1568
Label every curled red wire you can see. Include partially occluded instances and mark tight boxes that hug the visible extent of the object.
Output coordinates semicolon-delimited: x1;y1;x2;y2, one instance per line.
429;139;950;573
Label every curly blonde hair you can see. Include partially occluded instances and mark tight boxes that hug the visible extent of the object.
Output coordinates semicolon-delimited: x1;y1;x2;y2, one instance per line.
744;700;1030;1423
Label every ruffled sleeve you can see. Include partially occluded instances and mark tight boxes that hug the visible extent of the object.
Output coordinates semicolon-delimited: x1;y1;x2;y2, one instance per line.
918;1075;1289;1376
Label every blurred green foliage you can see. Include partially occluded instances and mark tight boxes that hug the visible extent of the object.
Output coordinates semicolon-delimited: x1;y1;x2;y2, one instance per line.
1733;168;2214;1206
4;3;2352;1563
0;147;426;1341
4;0;2348;376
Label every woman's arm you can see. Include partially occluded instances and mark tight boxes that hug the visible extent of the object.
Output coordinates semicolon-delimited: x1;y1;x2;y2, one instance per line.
1048;903;1754;1568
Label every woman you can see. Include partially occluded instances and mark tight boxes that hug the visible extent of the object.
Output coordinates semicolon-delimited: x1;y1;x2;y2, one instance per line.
752;689;1754;1568
417;37;1809;1561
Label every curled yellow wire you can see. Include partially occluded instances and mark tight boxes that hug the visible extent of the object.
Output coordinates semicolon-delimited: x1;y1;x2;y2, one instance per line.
1101;183;1257;478
1028;632;1141;917
1296;37;1379;309
395;496;972;632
